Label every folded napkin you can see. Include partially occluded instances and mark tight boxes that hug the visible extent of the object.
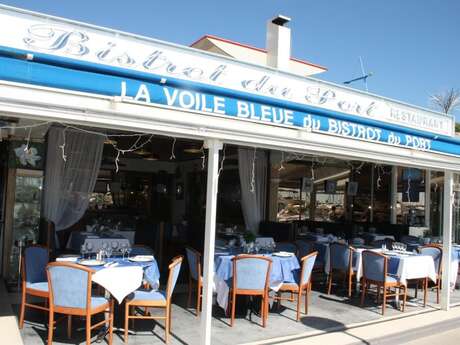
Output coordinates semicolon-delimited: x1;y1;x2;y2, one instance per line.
133;255;154;261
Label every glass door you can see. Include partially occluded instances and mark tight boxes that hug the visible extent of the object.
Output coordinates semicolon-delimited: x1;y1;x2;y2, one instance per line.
5;169;43;287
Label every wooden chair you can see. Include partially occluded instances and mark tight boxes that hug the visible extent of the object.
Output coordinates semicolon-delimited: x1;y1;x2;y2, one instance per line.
124;255;183;344
416;245;442;305
327;243;356;298
360;250;407;315
230;255;272;327
274;251;317;321
19;245;50;329
46;262;114;345
185;247;202;315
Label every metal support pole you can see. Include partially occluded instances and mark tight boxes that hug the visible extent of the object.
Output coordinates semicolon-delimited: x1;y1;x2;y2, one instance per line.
370;164;374;222
441;170;453;310
200;139;222;345
425;170;431;228
390;166;398;224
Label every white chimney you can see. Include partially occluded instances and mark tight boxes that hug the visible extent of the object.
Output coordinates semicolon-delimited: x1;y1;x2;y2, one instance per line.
266;15;291;71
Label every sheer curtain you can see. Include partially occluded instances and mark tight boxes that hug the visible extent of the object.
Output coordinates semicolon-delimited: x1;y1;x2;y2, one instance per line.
43;127;104;231
238;148;267;234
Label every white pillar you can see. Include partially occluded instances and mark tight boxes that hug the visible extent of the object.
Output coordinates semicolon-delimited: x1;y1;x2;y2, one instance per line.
425;170;431;228
200;139;222;345
390;166;398;224
370;164;374;222
441;170;454;310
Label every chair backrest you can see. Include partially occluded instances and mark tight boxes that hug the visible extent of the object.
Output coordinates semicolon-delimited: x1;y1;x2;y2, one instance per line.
419;245;442;275
299;251;317;287
351;237;365;246
185;247;201;281
130;245;153;256
47;262;93;310
232;255;272;291
275;242;297;254
312;242;328;264
362;250;387;283
166;256;183;300
23;245;49;284
329;243;353;271
295;240;313;259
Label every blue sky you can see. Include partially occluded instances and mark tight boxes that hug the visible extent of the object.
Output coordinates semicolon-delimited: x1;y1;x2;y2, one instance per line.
1;0;459;121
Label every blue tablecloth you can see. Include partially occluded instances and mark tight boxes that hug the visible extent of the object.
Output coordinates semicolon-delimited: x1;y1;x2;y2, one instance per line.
214;252;300;287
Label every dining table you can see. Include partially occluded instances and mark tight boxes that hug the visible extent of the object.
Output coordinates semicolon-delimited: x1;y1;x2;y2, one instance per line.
213;247;300;310
56;255;160;303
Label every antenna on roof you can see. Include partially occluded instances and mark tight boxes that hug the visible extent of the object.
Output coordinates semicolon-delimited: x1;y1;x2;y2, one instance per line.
343;56;373;92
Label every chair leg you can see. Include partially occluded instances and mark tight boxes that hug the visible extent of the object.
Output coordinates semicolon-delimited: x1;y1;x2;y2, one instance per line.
296;290;302;321
165;306;170;344
262;294;267;328
360;280;367;306
382;286;387;316
67;315;72;339
436;279;440;304
124;303;129;343
414;280;418;298
187;277;192;309
423;278;428;307
19;289;26;329
348;273;353;298
108;300;114;345
260;294;266;325
402;286;407;312
305;287;309;315
85;315;91;345
230;293;236;327
196;280;202;315
376;284;380;303
327;272;333;294
47;311;54;345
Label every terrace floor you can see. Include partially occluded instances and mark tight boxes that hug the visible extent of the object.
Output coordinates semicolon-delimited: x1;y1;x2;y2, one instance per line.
13;278;460;345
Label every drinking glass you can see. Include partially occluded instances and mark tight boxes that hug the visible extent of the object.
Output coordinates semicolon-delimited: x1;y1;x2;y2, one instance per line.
111;241;119;256
85;242;93;259
120;242;128;260
80;244;87;259
106;247;113;260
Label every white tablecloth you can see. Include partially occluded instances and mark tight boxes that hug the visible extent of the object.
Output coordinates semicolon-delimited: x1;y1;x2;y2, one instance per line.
93;265;144;303
394;254;437;286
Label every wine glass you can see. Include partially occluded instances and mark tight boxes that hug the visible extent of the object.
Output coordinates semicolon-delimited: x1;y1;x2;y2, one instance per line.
80;244;87;259
120;242;128;260
126;245;132;259
105;247;113;261
111;241;119;256
85;242;93;259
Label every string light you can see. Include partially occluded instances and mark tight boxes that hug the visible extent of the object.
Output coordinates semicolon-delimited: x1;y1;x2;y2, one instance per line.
250;147;256;193
59;127;67;162
278;151;285;171
169;137;176;160
218;144;226;177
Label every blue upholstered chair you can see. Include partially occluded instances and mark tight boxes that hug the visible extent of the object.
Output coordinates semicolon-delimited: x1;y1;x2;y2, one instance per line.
124;256;183;344
327;243;356;297
19;245;49;329
295;240;313;260
417;245;442;304
46;262;114;345
230;255;272;327
275;242;298;255
130;244;154;256
360;250;406;315
276;252;317;321
185;247;202;315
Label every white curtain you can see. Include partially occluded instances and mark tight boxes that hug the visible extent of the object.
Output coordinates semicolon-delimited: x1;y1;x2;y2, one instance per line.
238;148;267;234
43;127;104;231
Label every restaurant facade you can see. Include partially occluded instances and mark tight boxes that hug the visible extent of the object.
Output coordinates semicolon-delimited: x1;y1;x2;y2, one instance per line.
0;5;459;345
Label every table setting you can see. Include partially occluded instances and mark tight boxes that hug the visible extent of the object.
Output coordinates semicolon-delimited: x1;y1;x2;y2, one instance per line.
213;243;300;310
56;250;160;303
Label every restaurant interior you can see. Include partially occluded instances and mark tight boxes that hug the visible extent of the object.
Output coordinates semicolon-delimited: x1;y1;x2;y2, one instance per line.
1;117;460;345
